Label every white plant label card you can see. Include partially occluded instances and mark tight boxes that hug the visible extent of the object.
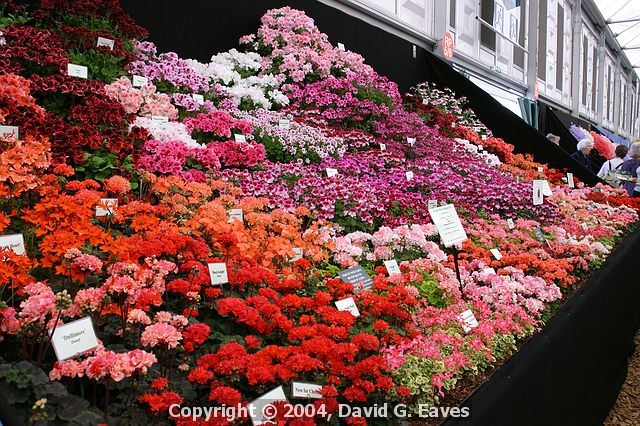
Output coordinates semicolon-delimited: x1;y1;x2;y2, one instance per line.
335;297;360;317
482;267;497;275
151;115;169;123
477;145;483;151
95;198;117;217
379;143;386;151
292;382;323;399
96;37;114;50
459;309;479;333
567;172;575;189
537;166;544;172
0;125;19;139
490;248;502;260
228;208;243;223
0;234;25;255
428;204;468;247
132;75;148;87
290;247;303;262
428;200;438;210
50;317;99;361
405;171;414;181
451;122;456;128
532;180;544;206
542;180;553;196
207;262;229;285
248;386;288;426
326;168;338;178
67;64;88;79
481;135;487;140
407;137;416;146
234;134;246;143
192;94;204;104
278;119;290;130
384;259;401;276
337;42;346;51
507;218;515;229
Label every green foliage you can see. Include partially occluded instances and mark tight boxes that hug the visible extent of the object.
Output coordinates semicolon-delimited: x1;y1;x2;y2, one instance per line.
0;7;29;29
412;271;449;308
334;199;382;233
67;49;127;83
75;151;133;181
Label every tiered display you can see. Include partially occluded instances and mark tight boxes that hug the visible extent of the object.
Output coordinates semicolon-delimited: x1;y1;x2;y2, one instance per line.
0;2;638;424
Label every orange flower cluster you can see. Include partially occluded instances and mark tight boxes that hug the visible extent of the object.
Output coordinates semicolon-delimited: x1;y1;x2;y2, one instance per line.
0;73;44;123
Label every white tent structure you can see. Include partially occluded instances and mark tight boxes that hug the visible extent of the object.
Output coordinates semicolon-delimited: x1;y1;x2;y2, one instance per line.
595;0;640;77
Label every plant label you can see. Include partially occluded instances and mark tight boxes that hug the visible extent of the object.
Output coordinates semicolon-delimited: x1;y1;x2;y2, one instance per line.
405;171;414;181
234;134;247;143
96;37;115;50
459;309;479;333
481;135;487;140
67;63;88;79
337;42;346;51
95;198;117;217
567;173;575;189
248;386;288;426
532;180;544;206
50;317;99;361
207;262;228;285
151;115;169;123
290;247;303;262
326;168;338;178
384;259;401;276
490;248;502;260
192;94;204;104
428;200;438;210
407;137;416;146
428;204;468;247
478;145;483;151
0;125;19;139
533;228;546;243
507;218;515;229
379;143;386;151
0;234;26;255
132;75;148;87
451;122;456;128
292;382;323;399
542;180;552;196
338;265;373;292
228;208;243;223
537;166;544;172
335;297;360;317
482;267;497;275
278;119;290;130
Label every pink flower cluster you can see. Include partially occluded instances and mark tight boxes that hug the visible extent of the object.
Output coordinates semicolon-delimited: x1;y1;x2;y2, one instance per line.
212;140;265;169
141;322;183;349
104;76;178;119
64;248;103;272
286;74;401;132
137;139;221;181
49;346;157;382
333;224;443;267
183;111;253;141
129;41;209;93
240;7;374;84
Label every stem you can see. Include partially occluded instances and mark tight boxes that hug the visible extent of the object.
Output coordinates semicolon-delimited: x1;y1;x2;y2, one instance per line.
104;380;110;423
38;310;62;365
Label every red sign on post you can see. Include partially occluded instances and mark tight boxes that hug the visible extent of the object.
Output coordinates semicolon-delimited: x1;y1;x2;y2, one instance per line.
442;31;455;61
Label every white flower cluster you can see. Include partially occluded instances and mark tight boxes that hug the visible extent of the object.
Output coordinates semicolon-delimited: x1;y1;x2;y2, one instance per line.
132;117;201;148
187;49;289;110
455;138;502;167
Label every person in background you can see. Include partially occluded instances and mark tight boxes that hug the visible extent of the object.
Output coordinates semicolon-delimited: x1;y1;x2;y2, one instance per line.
597;144;628;181
619;142;640;197
546;133;561;145
571;138;594;170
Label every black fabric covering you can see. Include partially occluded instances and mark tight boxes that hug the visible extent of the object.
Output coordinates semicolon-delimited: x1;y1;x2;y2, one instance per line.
421;54;602;185
119;0;429;93
444;226;640;426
